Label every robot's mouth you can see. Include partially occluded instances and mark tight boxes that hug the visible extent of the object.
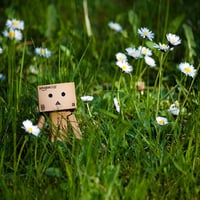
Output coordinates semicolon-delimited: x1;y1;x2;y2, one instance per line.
55;101;61;105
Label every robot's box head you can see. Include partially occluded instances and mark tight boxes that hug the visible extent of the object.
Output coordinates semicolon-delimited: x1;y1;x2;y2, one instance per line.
37;82;77;112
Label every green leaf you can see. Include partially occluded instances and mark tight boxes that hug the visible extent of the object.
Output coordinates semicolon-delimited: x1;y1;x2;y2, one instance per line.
99;109;119;119
128;10;140;36
45;4;57;38
168;14;185;33
183;23;197;63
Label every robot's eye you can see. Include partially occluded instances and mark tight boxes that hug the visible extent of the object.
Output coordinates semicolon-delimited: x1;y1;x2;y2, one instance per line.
61;92;66;97
48;93;53;98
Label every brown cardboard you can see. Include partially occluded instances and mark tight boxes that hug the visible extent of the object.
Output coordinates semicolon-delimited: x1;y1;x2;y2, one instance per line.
68;113;82;139
37;82;77;112
50;111;69;142
136;81;145;91
37;82;82;141
49;111;82;141
38;115;45;129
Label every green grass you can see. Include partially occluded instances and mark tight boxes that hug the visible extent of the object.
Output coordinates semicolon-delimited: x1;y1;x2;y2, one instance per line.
0;0;200;199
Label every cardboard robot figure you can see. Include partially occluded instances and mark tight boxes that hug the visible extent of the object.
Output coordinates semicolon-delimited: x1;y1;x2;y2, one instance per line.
37;82;82;142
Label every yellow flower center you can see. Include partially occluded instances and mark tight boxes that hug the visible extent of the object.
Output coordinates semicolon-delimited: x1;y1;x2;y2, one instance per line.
40;49;46;54
142;49;147;54
122;65;127;70
28;127;33;133
9;31;16;38
12;21;19;26
119;56;123;61
161;44;165;48
184;67;191;73
144;31;148;35
158;119;164;125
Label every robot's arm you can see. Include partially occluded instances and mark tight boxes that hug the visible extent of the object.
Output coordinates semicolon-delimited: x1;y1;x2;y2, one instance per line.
37;115;45;129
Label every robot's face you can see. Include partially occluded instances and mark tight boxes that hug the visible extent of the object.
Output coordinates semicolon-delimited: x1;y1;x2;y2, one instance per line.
37;82;76;112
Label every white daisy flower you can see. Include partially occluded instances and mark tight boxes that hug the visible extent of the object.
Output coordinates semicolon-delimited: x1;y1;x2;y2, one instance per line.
144;56;156;67
108;22;122;32
22;120;40;136
168;102;180;116
116;60;133;73
116;52;127;62
156;116;168;125
154;43;170;52
81;95;94;102
113;97;120;113
3;29;23;40
138;46;152;57
125;47;142;59
178;62;196;78
138;27;154;41
6;19;24;30
35;47;51;58
0;47;3;54
166;33;181;46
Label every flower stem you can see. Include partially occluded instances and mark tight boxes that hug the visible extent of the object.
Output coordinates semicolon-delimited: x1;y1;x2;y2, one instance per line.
86;103;92;118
